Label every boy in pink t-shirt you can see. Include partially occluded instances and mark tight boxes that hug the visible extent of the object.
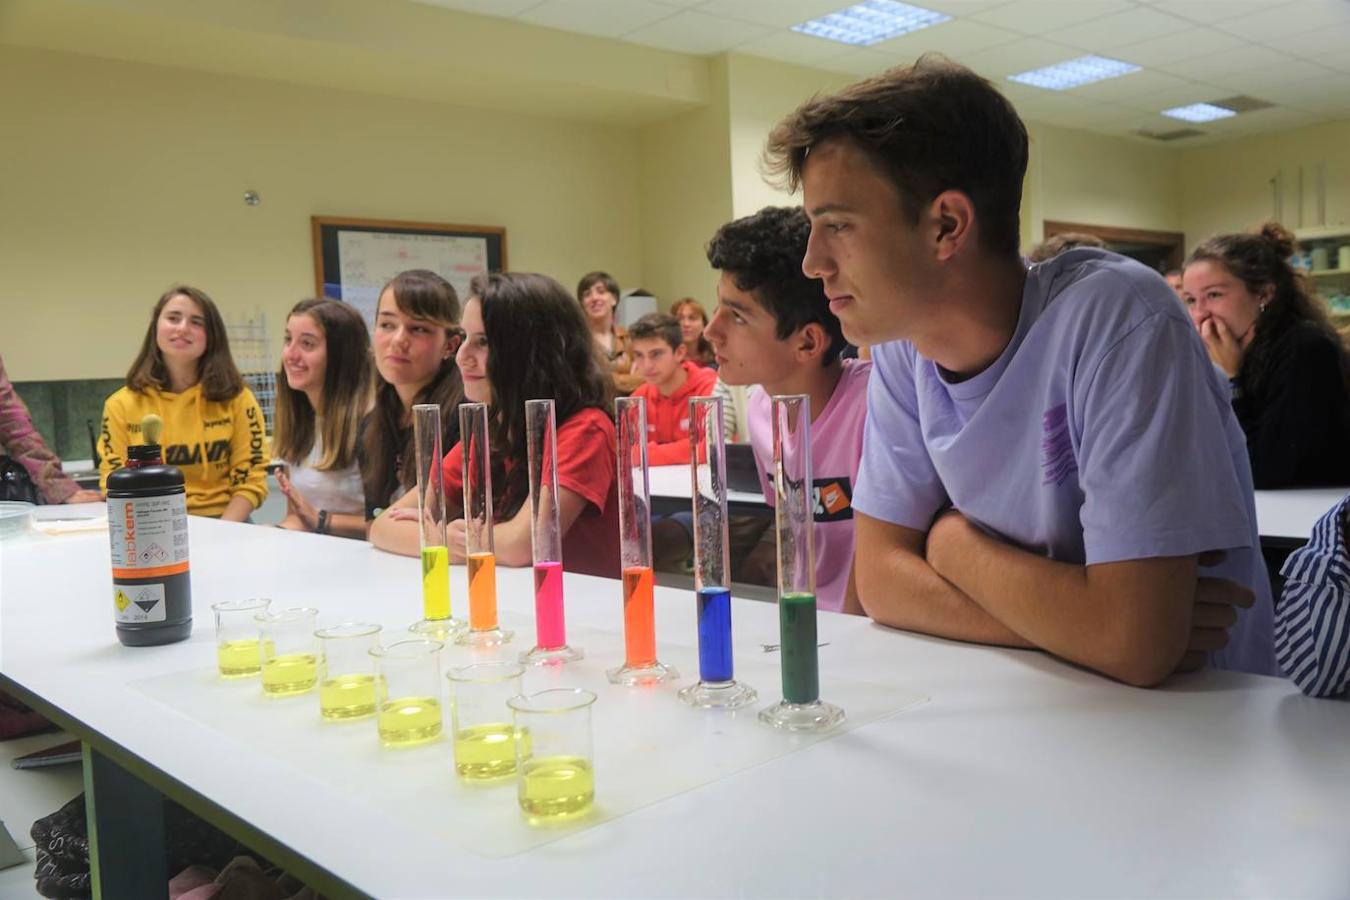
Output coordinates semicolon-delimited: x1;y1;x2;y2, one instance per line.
704;206;869;613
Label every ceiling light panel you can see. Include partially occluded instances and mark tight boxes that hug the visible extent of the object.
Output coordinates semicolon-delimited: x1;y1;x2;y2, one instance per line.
792;0;952;47
1161;102;1236;122
1007;55;1141;90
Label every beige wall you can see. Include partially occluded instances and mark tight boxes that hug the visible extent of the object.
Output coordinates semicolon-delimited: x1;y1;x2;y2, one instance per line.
636;57;734;310
1021;122;1184;250
9;31;1345;386
725;55;854;218
1179;119;1350;248
0;46;645;381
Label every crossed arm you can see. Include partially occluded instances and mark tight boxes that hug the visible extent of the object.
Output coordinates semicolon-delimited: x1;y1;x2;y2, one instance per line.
855;511;1250;687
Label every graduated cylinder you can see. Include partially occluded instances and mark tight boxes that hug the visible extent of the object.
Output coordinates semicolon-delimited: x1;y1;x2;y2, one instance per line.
607;396;677;686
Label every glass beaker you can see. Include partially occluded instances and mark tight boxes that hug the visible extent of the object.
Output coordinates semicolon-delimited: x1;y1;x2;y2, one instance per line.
447;661;526;781
315;622;382;721
508;688;597;822
370;638;444;748
212;597;271;678
255;607;319;697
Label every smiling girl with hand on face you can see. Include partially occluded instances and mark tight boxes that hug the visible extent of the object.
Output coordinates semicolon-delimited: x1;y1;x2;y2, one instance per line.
98;285;267;520
1182;223;1350;488
270;298;373;538
370;272;620;578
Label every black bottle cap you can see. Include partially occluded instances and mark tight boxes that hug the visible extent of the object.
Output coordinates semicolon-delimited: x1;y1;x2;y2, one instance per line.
128;443;163;462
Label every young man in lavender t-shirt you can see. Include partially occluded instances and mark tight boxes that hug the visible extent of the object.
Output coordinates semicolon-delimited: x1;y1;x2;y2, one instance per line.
763;57;1273;685
704;206;868;614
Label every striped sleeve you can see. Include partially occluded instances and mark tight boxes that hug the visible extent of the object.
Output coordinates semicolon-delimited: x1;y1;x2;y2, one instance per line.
1275;496;1350;698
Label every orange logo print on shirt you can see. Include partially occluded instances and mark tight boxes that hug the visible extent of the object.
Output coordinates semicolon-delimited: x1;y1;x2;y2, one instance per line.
812;478;853;523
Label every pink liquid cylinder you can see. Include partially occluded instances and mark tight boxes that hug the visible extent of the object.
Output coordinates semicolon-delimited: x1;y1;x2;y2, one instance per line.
533;561;566;650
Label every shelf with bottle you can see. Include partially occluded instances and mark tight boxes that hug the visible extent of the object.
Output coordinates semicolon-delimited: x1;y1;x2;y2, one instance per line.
1292;228;1350;321
1293;227;1350;275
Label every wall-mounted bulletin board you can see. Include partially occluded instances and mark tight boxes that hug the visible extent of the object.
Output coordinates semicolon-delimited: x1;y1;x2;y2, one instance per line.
311;216;507;328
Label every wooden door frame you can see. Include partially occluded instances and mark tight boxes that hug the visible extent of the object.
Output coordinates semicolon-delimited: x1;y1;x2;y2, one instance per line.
1044;220;1185;271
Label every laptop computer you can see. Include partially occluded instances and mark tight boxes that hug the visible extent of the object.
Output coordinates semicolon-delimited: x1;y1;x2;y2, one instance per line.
724;442;764;495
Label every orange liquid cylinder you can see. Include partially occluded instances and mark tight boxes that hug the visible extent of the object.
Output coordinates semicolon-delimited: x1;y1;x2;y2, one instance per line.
622;566;656;667
467;552;497;631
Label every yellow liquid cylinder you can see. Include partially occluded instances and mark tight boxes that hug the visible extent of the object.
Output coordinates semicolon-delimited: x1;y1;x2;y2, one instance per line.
260;653;318;696
519;755;594;819
421;545;451;621
217;639;264;678
319;673;377;721
378;696;442;747
454;723;529;780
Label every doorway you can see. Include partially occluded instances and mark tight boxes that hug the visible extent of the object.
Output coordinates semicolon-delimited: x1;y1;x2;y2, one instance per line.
1043;221;1185;274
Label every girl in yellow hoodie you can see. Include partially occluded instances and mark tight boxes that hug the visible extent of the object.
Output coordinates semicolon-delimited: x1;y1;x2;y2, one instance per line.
98;285;268;520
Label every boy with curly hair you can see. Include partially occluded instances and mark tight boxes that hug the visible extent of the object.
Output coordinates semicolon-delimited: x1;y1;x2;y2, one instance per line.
704;206;867;613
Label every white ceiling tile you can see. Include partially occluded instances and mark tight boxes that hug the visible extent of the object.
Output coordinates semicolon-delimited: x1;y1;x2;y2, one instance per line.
1155;43;1293;80
1236;78;1343;113
1316;52;1350;74
516;0;676;37
1000;86;1088;118
1214;0;1350;43
868;18;1021;60
817;48;904;77
1109;26;1247;68
1207;105;1326;133
921;0;1017;15
1259;26;1350;58
957;36;1087;80
1086;109;1178;135
1032;100;1144;129
1218;58;1343;94
408;0;545;16
1070;68;1190;103
1044;6;1194;51
969;0;1135;36
735;30;863;67
621;9;776;53
1145;0;1299;26
694;0;855;28
1115;79;1230;111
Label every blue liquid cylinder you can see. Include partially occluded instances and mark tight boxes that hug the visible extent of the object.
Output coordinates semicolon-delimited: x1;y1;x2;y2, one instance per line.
697;587;733;683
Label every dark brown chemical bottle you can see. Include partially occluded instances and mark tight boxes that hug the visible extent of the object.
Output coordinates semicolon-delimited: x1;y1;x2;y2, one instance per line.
106;438;192;646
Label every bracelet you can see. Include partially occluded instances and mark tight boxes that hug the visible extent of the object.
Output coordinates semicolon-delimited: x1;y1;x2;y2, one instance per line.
316;510;330;535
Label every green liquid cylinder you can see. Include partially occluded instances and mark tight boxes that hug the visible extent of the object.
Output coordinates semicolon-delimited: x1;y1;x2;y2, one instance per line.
779;592;818;704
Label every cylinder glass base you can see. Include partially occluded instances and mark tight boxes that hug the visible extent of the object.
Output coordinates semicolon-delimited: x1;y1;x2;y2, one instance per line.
678;679;758;709
606;660;678;687
757;698;845;732
519;644;584;666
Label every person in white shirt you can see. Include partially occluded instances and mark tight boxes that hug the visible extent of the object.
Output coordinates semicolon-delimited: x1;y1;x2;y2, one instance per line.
271;298;373;538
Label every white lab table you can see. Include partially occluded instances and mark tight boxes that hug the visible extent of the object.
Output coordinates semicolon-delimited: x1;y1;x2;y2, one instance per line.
1;512;1348;899
646;464;769;518
1252;488;1347;545
649;465;1347;548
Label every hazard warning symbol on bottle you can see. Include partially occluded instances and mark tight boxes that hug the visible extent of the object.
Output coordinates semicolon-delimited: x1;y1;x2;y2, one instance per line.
114;583;166;624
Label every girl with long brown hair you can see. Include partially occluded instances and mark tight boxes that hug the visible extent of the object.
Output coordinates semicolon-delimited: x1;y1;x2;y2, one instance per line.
359;270;465;519
97;285;268;519
271;298;373;537
370;272;619;578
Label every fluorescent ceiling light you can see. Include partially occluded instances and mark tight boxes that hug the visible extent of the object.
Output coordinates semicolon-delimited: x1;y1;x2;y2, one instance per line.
1161;102;1237;123
792;0;951;47
1007;55;1141;91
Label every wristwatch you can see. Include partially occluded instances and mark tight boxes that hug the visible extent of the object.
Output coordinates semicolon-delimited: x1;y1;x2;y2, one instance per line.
316;509;330;535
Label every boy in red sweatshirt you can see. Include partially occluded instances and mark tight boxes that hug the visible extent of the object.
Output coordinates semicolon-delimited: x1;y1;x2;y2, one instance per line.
629;313;718;466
